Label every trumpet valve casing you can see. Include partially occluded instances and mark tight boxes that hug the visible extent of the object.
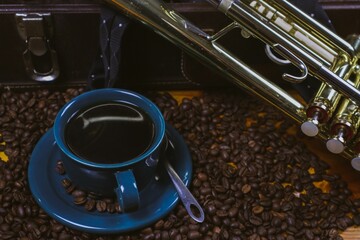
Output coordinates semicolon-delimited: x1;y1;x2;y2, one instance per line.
327;97;360;153
327;123;353;154
301;86;341;137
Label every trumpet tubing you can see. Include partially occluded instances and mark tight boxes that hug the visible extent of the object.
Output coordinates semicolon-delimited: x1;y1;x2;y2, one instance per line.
105;0;360;169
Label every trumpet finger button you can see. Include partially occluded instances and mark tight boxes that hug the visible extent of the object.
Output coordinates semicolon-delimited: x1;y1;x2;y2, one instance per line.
351;156;360;171
326;138;345;154
301;121;319;137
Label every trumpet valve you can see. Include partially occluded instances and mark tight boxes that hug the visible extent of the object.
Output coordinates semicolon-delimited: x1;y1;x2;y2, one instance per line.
326;124;353;154
301;106;328;137
351;155;360;171
301;79;342;137
351;141;360;171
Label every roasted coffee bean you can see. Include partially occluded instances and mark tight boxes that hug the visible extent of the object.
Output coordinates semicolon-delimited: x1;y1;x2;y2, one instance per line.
114;203;122;213
228;207;239;218
61;178;72;188
154;219;164;230
56;161;65;175
197;172;208;181
65;184;75;194
0;179;5;190
84;199;96;211
199;187;212;195
249;216;263;226
71;189;86;198
241;184;251;194
96;200;107;212
216;209;228;218
257;226;267;236
252;205;264;215
178;225;188;234
106;203;116;213
205;204;216;215
187;230;201;239
74;196;87;205
259;199;272;208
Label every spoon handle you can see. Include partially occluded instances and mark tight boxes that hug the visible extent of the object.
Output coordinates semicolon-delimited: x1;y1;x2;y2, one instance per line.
164;160;205;223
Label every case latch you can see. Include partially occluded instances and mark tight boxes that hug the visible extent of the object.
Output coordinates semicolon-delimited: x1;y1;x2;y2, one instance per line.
15;13;60;82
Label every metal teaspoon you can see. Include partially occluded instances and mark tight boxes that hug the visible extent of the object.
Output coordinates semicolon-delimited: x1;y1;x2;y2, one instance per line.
163;136;205;223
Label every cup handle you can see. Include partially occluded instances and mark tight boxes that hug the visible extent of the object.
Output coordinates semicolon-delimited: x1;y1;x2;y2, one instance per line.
114;170;140;212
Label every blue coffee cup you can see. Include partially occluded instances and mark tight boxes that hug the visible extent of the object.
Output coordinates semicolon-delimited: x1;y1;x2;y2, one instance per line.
53;88;165;212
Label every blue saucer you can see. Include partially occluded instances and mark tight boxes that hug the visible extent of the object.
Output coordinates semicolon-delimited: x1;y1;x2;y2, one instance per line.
28;124;192;234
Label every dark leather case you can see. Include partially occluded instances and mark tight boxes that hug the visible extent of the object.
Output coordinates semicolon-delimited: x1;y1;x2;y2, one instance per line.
0;0;359;89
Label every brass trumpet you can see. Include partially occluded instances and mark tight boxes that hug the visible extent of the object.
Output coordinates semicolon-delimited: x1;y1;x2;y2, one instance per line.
104;0;360;169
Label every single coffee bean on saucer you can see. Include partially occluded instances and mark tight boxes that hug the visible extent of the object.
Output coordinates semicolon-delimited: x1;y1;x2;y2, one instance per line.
84;199;96;211
55;160;65;175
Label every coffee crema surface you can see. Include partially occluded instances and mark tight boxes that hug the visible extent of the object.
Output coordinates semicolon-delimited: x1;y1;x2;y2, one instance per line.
65;101;155;164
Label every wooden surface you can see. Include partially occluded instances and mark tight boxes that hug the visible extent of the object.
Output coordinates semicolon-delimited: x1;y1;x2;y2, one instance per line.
1;90;360;239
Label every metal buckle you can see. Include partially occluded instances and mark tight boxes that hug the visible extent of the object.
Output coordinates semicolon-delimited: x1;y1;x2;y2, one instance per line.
15;13;60;82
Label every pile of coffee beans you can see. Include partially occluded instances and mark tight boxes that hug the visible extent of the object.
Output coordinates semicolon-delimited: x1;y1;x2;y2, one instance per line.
1;87;360;240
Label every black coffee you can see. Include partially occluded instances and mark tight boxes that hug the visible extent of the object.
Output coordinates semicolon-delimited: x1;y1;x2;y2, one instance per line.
65;101;155;164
